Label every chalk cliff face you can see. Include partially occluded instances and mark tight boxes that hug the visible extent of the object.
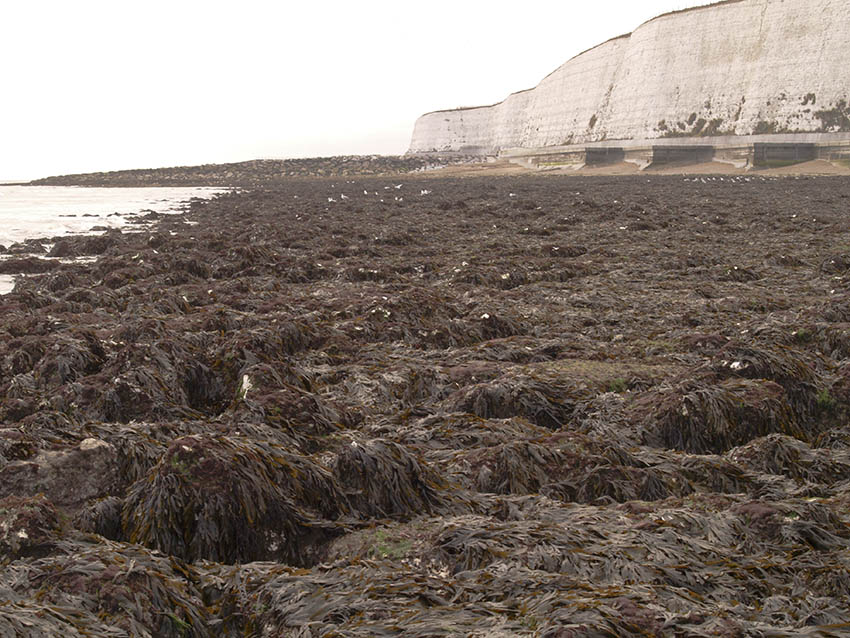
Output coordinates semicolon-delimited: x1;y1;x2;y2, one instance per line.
409;0;850;154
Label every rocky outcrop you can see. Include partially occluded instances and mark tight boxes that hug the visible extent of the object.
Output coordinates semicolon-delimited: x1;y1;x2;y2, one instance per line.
409;0;850;154
28;155;483;186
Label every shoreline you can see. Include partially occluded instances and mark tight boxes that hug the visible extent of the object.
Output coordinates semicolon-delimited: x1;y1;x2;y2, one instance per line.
0;185;228;294
11;152;850;190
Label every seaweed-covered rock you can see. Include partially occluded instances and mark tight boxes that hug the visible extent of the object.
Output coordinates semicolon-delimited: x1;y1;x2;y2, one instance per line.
0;438;119;510
228;369;341;431
0;538;212;637
445;377;574;429
396;413;548;450
543;464;691;504
0;257;59;274
710;343;825;421
0;494;63;560
333;438;447;518
122;435;348;564
728;434;850;485
48;231;124;258
465;440;567;495
90;341;228;422
642;377;801;454
0;428;39;461
32;332;106;387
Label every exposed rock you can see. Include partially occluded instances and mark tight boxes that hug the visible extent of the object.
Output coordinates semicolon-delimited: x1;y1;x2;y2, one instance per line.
0;438;119;511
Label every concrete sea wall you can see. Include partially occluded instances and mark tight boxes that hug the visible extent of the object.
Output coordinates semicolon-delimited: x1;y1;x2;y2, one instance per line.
408;0;850;154
502;132;850;170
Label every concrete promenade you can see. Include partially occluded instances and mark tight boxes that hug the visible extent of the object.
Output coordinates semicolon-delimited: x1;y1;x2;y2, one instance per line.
500;133;850;170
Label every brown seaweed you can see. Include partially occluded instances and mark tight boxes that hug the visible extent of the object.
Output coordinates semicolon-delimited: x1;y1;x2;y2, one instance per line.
2;173;850;635
122;435;349;564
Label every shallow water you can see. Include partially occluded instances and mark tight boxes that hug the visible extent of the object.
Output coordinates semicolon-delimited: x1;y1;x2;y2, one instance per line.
0;185;226;247
0;185;226;294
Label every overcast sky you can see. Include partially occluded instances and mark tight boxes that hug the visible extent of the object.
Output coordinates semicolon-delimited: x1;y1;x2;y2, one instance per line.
1;0;711;180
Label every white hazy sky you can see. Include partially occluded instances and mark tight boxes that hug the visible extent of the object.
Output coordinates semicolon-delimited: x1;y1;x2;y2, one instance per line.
1;0;711;180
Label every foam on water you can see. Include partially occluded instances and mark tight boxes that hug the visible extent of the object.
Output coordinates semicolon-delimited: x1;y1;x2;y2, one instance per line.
0;185;226;294
0;275;14;295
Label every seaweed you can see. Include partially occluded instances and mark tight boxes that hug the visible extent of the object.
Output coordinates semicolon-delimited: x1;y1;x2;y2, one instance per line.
445;376;575;429
728;434;850;485
0;538;213;636
710;342;825;423
122;435;348;564
2;173;850;634
643;377;801;454
0;494;63;560
333;438;448;518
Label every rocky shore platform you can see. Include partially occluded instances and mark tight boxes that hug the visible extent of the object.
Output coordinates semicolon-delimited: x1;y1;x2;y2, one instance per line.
2;174;850;636
27;155;484;187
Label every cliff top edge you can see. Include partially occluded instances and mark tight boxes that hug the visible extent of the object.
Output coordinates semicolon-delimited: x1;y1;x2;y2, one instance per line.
417;0;751;119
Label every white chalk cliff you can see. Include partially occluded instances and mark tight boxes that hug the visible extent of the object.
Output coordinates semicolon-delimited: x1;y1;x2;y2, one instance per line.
408;0;850;154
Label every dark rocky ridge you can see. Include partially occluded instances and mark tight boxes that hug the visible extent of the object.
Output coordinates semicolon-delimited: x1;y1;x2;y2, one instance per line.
1;174;850;635
29;155;482;187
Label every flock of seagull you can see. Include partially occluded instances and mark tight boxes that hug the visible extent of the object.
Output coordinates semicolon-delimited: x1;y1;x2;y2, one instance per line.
323;183;434;205
314;174;785;209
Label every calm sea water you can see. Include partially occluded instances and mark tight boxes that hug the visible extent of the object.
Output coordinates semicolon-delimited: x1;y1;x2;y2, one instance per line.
0;185;226;294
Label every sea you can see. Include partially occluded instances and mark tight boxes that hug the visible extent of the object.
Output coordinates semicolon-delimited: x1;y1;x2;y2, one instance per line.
0;185;227;294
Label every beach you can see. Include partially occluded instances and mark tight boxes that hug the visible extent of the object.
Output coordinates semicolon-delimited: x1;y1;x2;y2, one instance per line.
1;173;850;635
